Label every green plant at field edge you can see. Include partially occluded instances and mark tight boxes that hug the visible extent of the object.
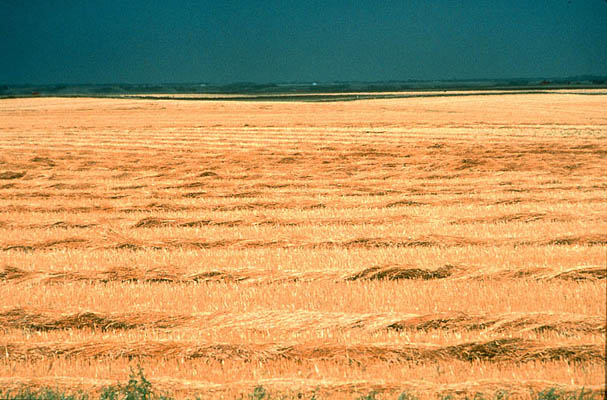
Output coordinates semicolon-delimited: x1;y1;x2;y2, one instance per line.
0;372;598;400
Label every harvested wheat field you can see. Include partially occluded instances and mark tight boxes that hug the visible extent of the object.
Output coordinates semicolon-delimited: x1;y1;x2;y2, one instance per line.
0;91;605;399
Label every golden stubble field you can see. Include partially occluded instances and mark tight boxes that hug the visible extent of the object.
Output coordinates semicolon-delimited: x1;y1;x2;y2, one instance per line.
0;92;605;399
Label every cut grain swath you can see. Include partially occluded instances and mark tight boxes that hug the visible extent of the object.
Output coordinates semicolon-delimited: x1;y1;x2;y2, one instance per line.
2;308;604;335
3;338;604;363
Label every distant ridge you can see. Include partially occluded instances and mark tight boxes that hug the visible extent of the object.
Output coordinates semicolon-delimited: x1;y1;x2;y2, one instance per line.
1;76;606;98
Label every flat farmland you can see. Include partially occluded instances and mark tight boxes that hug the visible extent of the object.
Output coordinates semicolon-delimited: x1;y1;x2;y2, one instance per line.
0;92;605;399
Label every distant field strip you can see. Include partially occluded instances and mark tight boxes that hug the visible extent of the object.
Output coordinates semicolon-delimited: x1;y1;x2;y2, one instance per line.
0;94;605;398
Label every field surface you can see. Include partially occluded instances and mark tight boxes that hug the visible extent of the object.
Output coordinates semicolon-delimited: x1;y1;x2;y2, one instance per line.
0;92;605;399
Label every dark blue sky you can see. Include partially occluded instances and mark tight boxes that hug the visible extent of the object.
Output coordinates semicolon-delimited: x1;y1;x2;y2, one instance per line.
1;0;606;84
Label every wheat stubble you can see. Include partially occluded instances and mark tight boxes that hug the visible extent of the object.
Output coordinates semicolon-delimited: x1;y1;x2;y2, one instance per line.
0;92;605;398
